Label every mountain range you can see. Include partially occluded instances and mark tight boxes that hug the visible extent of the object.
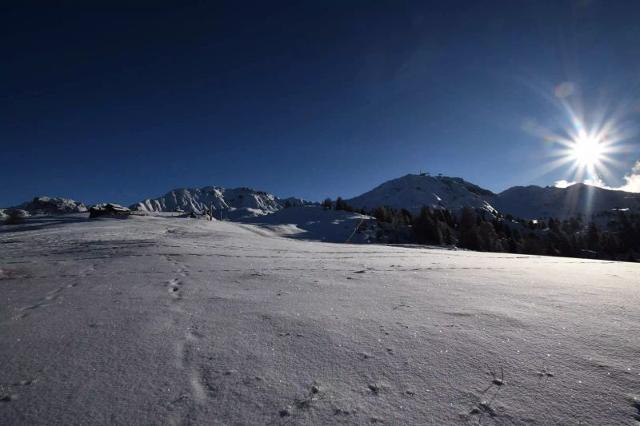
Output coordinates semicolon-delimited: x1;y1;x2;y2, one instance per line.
3;174;640;221
131;187;312;220
347;174;640;219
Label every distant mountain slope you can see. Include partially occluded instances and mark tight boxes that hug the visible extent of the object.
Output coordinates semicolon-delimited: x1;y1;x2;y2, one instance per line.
237;205;375;243
347;174;497;214
6;175;640;223
492;183;640;219
345;174;640;220
13;196;87;215
131;186;313;220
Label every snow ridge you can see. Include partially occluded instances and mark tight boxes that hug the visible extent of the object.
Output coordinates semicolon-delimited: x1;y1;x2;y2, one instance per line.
16;196;87;215
346;174;640;220
131;186;314;220
347;174;498;214
492;183;640;219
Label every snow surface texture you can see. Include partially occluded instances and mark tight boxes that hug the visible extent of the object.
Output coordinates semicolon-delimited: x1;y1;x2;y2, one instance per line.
1;215;639;425
347;174;498;215
131;187;314;220
237;206;375;243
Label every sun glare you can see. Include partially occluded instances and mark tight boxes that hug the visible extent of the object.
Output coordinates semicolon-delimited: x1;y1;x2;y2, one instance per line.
521;81;638;189
571;135;603;167
531;96;634;187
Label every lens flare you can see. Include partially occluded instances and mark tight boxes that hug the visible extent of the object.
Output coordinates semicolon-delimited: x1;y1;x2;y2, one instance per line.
516;80;638;219
521;87;635;187
570;134;603;167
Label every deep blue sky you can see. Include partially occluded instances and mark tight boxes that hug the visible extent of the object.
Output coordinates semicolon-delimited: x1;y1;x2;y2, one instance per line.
2;0;640;206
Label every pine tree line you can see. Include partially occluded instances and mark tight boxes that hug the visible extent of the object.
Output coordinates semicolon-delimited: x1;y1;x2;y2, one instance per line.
380;205;640;262
321;197;639;261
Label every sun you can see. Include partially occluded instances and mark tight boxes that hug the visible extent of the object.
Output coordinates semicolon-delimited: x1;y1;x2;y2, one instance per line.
570;134;603;167
526;92;633;188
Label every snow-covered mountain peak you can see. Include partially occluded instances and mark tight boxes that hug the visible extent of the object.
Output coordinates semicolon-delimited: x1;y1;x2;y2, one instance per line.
347;174;497;214
130;186;312;220
493;183;640;219
16;196;87;215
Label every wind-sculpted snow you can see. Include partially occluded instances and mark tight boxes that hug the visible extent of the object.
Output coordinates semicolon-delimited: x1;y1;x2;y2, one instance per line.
347;174;498;214
1;215;639;424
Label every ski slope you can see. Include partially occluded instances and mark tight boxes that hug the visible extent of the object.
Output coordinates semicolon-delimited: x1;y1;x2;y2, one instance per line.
1;215;639;425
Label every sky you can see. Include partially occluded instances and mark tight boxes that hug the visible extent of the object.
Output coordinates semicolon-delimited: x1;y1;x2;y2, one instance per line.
2;0;640;206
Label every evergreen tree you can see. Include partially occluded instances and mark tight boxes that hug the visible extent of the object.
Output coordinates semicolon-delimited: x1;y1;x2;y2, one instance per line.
335;197;347;211
587;222;600;251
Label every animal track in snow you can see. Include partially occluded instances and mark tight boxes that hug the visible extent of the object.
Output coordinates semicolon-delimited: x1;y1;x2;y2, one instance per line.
279;382;324;418
469;400;497;418
185;332;209;402
536;368;554;379
392;303;411;310
468;366;505;422
167;278;183;299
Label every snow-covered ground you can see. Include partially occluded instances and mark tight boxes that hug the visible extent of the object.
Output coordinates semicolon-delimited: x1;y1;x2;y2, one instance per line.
1;215;639;425
237;206;375;243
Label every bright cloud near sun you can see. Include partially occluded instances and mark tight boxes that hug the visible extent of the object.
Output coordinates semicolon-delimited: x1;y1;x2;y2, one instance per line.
620;161;640;192
554;160;640;192
528;81;640;193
